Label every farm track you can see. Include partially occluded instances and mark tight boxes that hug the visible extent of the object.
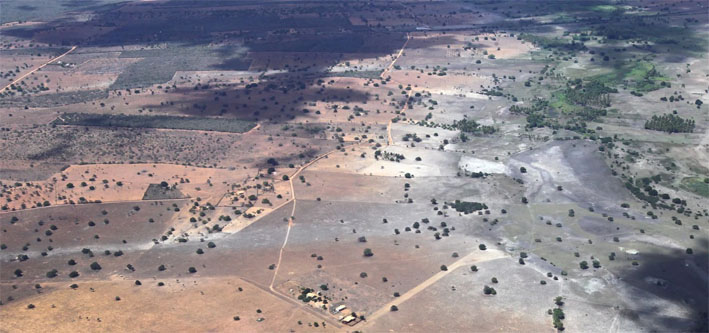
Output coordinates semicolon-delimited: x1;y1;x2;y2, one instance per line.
381;34;414;146
0;46;77;92
241;276;343;328
361;249;507;326
268;142;361;289
380;34;410;80
265;142;364;328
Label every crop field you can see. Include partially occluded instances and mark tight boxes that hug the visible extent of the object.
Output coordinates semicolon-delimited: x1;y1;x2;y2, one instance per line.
110;45;252;89
0;0;707;332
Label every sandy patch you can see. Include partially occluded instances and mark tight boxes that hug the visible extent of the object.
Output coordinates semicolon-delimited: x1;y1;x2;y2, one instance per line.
458;155;507;174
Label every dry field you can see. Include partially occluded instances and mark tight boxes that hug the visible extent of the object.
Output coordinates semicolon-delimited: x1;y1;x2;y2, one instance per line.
1;0;707;332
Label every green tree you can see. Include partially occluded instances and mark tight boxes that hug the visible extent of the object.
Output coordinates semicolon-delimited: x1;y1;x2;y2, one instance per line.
363;248;374;257
483;285;497;295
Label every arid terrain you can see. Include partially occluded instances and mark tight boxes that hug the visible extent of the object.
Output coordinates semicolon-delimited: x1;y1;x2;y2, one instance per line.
0;0;707;332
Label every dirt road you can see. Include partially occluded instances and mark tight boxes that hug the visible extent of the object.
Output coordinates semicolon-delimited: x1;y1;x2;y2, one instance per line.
0;46;77;92
380;34;410;79
362;248;507;325
269;142;361;291
266;143;365;326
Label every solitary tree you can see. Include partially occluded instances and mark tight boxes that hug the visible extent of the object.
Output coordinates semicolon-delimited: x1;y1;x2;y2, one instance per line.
554;296;564;306
483;285;497;295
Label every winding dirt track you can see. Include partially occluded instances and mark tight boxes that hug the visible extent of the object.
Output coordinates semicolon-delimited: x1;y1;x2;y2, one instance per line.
0;46;77;92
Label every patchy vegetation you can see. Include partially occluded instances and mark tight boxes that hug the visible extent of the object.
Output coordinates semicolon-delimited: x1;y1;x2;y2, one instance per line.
0;1;706;332
53;113;256;133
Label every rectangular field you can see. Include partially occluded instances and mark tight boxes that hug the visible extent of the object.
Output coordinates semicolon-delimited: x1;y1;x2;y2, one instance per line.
52;113;256;133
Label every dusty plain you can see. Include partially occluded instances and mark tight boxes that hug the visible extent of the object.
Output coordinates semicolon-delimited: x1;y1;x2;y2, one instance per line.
0;0;707;332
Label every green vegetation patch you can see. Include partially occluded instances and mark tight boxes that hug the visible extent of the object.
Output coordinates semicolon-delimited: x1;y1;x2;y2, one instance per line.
53;113;256;133
450;200;488;214
680;177;709;198
592;61;669;93
512;80;610;131
550;90;583;114
453;118;496;135
549;80;614;117
592;5;619;12
644;114;695;134
518;33;586;52
624;181;659;207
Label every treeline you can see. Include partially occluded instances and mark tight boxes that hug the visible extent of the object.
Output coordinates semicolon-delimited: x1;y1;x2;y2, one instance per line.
624;175;689;211
374;150;405;162
453;119;496;134
518;33;587;52
510;99;549;115
644;114;695;133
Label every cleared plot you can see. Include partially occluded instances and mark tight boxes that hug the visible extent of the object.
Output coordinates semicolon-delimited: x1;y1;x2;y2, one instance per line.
0;277;335;333
141;184;186;200
0;200;183;256
363;257;557;332
110;52;250;89
52;113;256;133
0;127;335;181
270;197;502;315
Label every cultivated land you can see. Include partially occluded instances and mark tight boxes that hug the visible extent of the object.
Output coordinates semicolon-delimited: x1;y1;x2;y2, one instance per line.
0;1;707;332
